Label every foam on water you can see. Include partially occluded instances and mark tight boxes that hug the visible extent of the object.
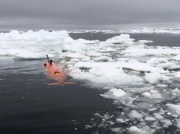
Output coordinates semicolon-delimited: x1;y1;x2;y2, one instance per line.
1;30;180;133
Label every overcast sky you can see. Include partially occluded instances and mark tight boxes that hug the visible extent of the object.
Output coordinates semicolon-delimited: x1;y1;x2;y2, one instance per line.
0;0;180;30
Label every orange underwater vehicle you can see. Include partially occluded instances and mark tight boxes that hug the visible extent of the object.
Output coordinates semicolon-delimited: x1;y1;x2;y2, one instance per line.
43;55;76;85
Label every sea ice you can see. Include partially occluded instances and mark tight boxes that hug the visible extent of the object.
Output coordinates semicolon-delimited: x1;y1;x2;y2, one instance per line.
160;119;172;127
100;88;126;100
128;27;180;34
105;34;135;45
153;113;164;120
146;58;168;65
176;119;180;128
93;56;112;62
174;72;180;79
111;127;122;133
144;72;162;85
144;116;156;121
122;47;180;57
0;30;72;59
172;54;180;61
116;118;126;123
128;110;143;119
128;126;152;134
144;90;162;99
166;103;180;115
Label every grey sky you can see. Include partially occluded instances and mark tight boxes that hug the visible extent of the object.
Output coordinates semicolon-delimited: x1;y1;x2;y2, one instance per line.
0;0;180;30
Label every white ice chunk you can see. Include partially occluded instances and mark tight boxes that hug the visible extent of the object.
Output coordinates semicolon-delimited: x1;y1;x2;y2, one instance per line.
128;86;154;93
160;119;172;127
145;72;162;84
172;54;180;61
111;127;122;133
171;88;180;96
62;42;86;52
0;30;72;58
142;90;162;99
70;58;80;62
66;53;86;59
75;61;164;73
86;52;103;57
157;62;180;70
176;119;180;128
100;88;126;100
138;40;153;44
123;47;180;57
81;57;91;62
154;113;164;120
14;52;51;60
116;118;126;123
147;58;168;65
71;65;143;88
166;103;180;115
77;38;100;44
145;116;156;121
156;84;168;88
129;27;180;34
150;90;162;99
93;56;111;62
128;110;143;119
128;126;152;134
128;126;144;134
100;47;117;52
105;34;135;45
142;92;151;97
174;72;180;79
148;108;157;112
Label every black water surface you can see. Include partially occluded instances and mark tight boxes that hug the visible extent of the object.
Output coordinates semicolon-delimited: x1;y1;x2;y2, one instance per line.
0;58;115;134
130;33;180;47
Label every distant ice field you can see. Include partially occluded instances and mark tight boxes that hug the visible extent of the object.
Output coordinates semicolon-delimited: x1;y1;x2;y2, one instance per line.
1;28;180;133
70;32;180;47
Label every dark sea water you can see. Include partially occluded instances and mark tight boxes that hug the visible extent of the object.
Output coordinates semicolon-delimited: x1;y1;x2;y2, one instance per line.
70;33;180;47
0;58;115;134
0;33;180;134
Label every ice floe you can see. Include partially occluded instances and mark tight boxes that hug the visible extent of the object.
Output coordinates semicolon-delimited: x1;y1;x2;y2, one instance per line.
144;72;162;84
100;88;126;99
128;110;143;119
105;34;134;45
122;47;180;57
0;30;72;59
71;27;180;34
166;104;180;115
128;126;152;134
128;27;180;34
153;113;164;120
142;90;162;99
